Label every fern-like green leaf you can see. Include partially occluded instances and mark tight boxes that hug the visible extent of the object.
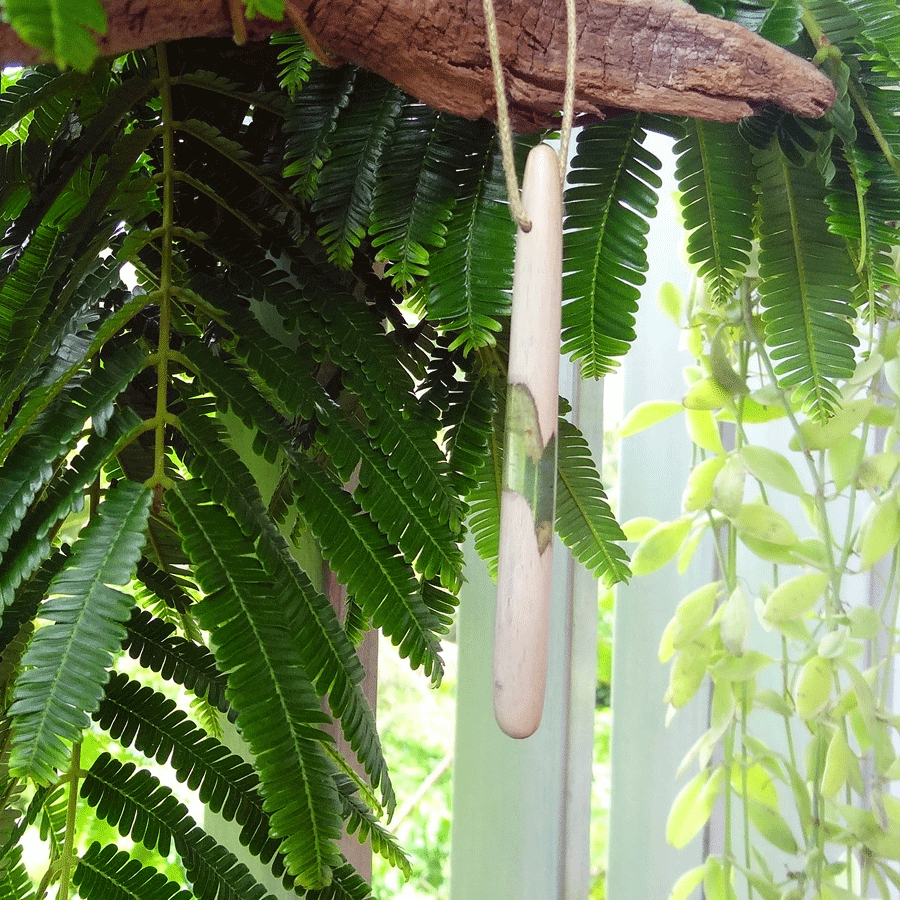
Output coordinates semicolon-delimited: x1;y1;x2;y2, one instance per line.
167;481;344;889
8;480;150;784
735;0;803;44
466;401;505;578
122;610;229;712
73;843;191;900
755;143;858;416
176;118;297;212
95;673;275;856
310;73;405;267
0;846;35;900
0;290;150;463
272;32;314;98
283;66;358;201
290;453;445;683
272;280;463;534
0;66;76;137
556;419;631;586
563;116;662;376
426;128;522;352
0;406;139;612
81;753;279;900
0;344;143;561
177;402;393;811
369;107;465;288
0;223;66;404
336;776;410;878
314;401;465;591
673;121;755;303
3;0;106;71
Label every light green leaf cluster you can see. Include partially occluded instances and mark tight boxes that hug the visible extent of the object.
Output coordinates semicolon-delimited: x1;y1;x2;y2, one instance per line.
636;200;900;900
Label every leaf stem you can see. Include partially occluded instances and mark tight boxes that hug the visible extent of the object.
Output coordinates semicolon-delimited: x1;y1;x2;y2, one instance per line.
56;742;82;900
150;44;176;498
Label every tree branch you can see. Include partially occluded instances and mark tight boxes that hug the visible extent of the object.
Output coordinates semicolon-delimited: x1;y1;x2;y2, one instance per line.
0;0;835;128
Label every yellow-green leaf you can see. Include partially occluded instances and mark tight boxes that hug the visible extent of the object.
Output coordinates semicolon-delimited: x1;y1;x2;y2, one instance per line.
683;377;732;410
761;572;828;623
734;504;798;547
619;401;683;438
669;863;707;900
740;445;805;496
794;656;833;719
682;455;727;512
631;517;693;576
666;768;724;849
685;408;725;455
857;492;900;570
791;398;875;451
747;799;798;854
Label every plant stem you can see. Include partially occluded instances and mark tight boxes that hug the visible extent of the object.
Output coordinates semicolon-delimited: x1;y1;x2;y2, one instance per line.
151;44;176;498
56;743;82;900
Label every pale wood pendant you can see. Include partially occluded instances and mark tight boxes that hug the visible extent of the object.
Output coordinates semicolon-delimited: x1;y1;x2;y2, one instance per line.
493;143;563;739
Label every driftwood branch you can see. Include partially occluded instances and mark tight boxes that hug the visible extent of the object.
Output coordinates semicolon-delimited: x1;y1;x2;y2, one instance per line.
0;0;835;128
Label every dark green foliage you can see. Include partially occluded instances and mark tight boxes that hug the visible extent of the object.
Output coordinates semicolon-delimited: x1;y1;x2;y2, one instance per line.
556;420;631;587
8;481;150;784
168;481;344;889
81;753;281;900
562;115;661;377
74;843;192;900
1;0;891;890
673;121;755;304
755;143;858;414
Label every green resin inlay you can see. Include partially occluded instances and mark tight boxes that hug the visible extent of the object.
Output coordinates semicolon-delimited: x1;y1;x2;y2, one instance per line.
503;382;557;552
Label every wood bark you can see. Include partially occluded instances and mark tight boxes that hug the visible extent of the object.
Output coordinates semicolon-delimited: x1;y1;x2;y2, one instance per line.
0;0;835;127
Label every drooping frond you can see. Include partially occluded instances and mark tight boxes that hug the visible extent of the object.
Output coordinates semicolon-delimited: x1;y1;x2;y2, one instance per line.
8;480;150;784
562;115;662;376
0;846;36;900
467;397;629;586
73;843;191;900
80;753;279;900
673;120;756;304
289;453;445;683
0;405;138;607
426;128;525;353
466;399;505;578
167;480;344;889
224;307;464;592
272;31;315;98
0;66;77;139
283;65;359;201
177;402;394;811
754;143;858;416
122;610;229;712
420;349;498;499
95;673;275;857
336;776;410;878
368;107;465;289
555;419;631;586
309;73;405;267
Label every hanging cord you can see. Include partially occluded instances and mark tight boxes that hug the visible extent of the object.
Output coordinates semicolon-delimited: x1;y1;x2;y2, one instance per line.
558;0;578;182
482;0;579;230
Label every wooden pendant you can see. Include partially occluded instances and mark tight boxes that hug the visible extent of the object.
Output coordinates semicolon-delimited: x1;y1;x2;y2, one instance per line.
493;143;563;739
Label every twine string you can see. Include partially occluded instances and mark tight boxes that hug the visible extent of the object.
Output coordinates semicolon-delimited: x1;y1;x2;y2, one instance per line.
482;0;579;230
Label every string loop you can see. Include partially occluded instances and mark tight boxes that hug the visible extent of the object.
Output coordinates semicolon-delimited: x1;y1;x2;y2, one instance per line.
482;0;578;230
